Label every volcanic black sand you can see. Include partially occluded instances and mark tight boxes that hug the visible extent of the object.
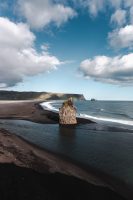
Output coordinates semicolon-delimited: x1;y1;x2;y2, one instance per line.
0;101;126;200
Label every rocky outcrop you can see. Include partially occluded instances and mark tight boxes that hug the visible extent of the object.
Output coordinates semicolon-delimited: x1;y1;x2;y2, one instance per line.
0;91;85;101
59;98;77;125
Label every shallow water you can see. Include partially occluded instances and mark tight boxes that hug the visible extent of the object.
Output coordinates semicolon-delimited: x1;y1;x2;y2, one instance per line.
0;119;133;198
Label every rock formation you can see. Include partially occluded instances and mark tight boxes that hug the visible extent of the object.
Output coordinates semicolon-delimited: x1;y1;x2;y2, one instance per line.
59;98;77;125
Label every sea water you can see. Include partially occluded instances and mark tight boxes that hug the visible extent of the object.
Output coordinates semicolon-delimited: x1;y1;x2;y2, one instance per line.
1;100;133;199
41;100;133;130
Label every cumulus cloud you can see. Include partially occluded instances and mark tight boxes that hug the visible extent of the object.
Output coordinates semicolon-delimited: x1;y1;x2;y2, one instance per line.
72;0;132;18
0;17;61;88
108;1;133;50
84;0;105;17
110;9;127;26
80;53;133;85
18;0;77;29
72;0;121;17
108;25;133;49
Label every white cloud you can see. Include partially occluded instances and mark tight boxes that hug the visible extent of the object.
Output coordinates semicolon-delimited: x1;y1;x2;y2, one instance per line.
72;0;122;17
108;25;133;49
0;17;35;49
108;1;133;50
110;9;127;26
84;0;105;17
72;0;132;18
80;53;133;85
18;0;77;29
0;17;61;88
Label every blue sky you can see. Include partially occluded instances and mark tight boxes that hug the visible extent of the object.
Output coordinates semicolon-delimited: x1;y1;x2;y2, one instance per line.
0;0;133;100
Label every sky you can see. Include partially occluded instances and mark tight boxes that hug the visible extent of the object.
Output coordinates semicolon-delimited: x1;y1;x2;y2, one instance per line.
0;0;133;100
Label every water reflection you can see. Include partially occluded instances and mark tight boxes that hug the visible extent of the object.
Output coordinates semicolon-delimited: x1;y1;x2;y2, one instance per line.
1;119;133;198
59;125;76;136
58;125;77;154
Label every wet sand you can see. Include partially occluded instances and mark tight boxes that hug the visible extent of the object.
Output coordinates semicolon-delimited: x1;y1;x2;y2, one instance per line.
0;101;126;199
0;100;55;124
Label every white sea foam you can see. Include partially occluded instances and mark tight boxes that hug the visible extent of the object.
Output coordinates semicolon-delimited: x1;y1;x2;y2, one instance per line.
41;101;133;126
40;101;59;112
79;114;133;126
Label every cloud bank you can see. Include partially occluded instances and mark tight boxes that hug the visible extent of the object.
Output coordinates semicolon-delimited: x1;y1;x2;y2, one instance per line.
80;53;133;85
18;0;77;29
76;0;133;17
73;0;133;50
76;0;133;86
110;9;127;26
0;17;61;88
108;25;133;49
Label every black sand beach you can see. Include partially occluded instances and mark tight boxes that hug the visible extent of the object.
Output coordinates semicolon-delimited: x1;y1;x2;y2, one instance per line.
0;101;127;199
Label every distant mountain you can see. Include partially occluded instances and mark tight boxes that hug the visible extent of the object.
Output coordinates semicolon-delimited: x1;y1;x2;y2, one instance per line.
0;91;85;101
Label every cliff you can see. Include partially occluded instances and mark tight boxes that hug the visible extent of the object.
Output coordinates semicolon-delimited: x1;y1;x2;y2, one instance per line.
0;90;85;101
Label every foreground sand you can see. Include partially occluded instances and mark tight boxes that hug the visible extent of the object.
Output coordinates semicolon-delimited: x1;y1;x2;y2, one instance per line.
0;101;125;199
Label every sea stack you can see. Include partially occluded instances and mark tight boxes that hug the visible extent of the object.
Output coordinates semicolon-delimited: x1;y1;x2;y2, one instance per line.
59;97;77;125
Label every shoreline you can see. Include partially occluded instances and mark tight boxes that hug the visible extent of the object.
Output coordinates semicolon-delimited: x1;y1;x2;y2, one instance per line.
0;100;95;124
0;127;105;186
0;100;128;199
0;100;56;124
0;127;126;200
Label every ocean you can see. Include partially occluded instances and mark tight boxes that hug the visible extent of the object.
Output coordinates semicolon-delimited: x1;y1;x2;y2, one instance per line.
41;100;133;130
1;100;133;199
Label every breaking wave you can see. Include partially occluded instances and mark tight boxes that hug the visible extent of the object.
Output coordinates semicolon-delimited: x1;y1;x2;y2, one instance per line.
41;101;133;127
